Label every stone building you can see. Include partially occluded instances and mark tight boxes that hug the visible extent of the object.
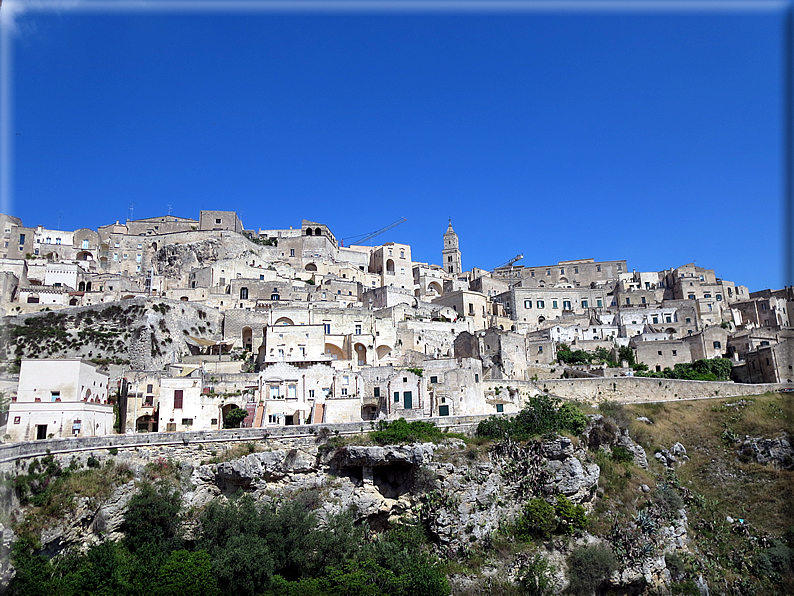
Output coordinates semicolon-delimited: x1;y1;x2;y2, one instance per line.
7;359;113;442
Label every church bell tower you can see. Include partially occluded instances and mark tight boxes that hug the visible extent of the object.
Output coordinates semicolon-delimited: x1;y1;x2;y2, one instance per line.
442;219;462;275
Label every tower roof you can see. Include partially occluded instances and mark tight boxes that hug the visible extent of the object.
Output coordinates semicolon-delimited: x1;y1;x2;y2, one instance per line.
445;219;456;235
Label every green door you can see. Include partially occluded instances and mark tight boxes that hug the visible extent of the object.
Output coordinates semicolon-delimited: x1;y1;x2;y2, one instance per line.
403;391;412;409
439;405;449;416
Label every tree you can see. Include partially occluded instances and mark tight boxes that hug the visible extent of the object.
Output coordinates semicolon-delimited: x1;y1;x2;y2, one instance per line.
153;550;220;596
122;482;183;559
223;406;248;429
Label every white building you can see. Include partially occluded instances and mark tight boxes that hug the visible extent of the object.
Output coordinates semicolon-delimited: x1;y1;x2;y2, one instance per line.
7;359;113;442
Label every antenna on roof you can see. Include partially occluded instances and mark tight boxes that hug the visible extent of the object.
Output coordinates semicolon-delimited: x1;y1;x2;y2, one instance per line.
167;204;172;216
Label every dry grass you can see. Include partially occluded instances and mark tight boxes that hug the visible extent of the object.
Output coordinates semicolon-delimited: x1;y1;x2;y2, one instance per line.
624;393;793;537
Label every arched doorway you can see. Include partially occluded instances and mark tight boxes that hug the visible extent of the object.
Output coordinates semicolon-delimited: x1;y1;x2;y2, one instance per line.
305;263;317;272
242;327;253;351
136;414;157;433
376;345;392;360
354;343;367;366
428;281;442;296
386;259;395;273
274;317;294;326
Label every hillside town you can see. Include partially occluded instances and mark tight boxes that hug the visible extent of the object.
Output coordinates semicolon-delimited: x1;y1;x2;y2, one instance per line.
1;210;792;443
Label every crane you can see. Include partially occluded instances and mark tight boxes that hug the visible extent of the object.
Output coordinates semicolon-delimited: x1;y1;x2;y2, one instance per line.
341;217;407;247
493;254;524;271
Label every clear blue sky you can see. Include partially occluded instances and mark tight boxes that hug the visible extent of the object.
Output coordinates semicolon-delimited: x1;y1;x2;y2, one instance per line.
8;4;786;291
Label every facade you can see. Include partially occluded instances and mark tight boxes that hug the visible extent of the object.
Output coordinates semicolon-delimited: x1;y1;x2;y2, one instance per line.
7;359;113;442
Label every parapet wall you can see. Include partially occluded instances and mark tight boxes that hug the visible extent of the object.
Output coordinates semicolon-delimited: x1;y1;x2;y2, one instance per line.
0;413;490;469
535;378;789;403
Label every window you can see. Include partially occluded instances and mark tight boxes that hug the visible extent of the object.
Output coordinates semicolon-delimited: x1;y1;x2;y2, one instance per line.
430;376;438;384
394;392;399;402
290;248;295;257
596;265;601;272
215;218;222;224
496;404;504;413
324;323;331;334
50;391;60;402
560;268;565;274
270;385;281;398
761;303;768;311
652;316;659;324
309;389;315;398
82;239;89;249
271;293;279;300
563;300;571;310
355;324;362;335
552;300;558;309
288;385;296;398
136;254;142;262
704;293;711;299
240;287;248;299
625;298;631;305
538;346;543;353
374;387;380;397
341;388;348;396
211;418;218;425
278;349;284;358
688;293;696;300
581;300;588;308
468;303;474;315
524;300;532;309
546;269;551;276
716;294;723;301
173;390;183;409
686;318;691;323
181;418;193;426
146;384;153;393
537;300;545;308
672;350;677;356
19;233;25;244
713;341;721;349
343;375;349;385
658;350;663;355
474;373;479;382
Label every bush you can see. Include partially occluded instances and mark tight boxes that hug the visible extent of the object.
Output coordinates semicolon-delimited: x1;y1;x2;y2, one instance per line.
370;418;454;445
476;396;587;441
518;555;554;596
566;544;618;596
611;446;634;464
515;498;557;541
554;495;588;534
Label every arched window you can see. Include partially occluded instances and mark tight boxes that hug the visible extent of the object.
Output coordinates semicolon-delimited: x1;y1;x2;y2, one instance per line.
271;293;280;301
240;287;249;299
78;281;85;291
306;228;313;236
85;281;91;292
315;228;322;236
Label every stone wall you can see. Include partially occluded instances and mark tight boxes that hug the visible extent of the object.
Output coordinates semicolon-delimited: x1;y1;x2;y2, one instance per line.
533;378;790;404
0;413;493;470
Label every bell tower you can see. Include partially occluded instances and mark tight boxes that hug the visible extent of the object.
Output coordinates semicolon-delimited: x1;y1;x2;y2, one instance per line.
442;219;462;275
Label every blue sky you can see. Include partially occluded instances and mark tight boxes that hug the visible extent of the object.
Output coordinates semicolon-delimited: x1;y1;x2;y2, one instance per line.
7;3;786;291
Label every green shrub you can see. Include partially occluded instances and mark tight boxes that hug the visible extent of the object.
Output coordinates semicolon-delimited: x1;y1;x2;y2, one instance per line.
370;418;455;445
611;446;634;464
566;544;618;596
476;395;587;441
554;495;588;534
518;554;554;596
514;498;557;541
